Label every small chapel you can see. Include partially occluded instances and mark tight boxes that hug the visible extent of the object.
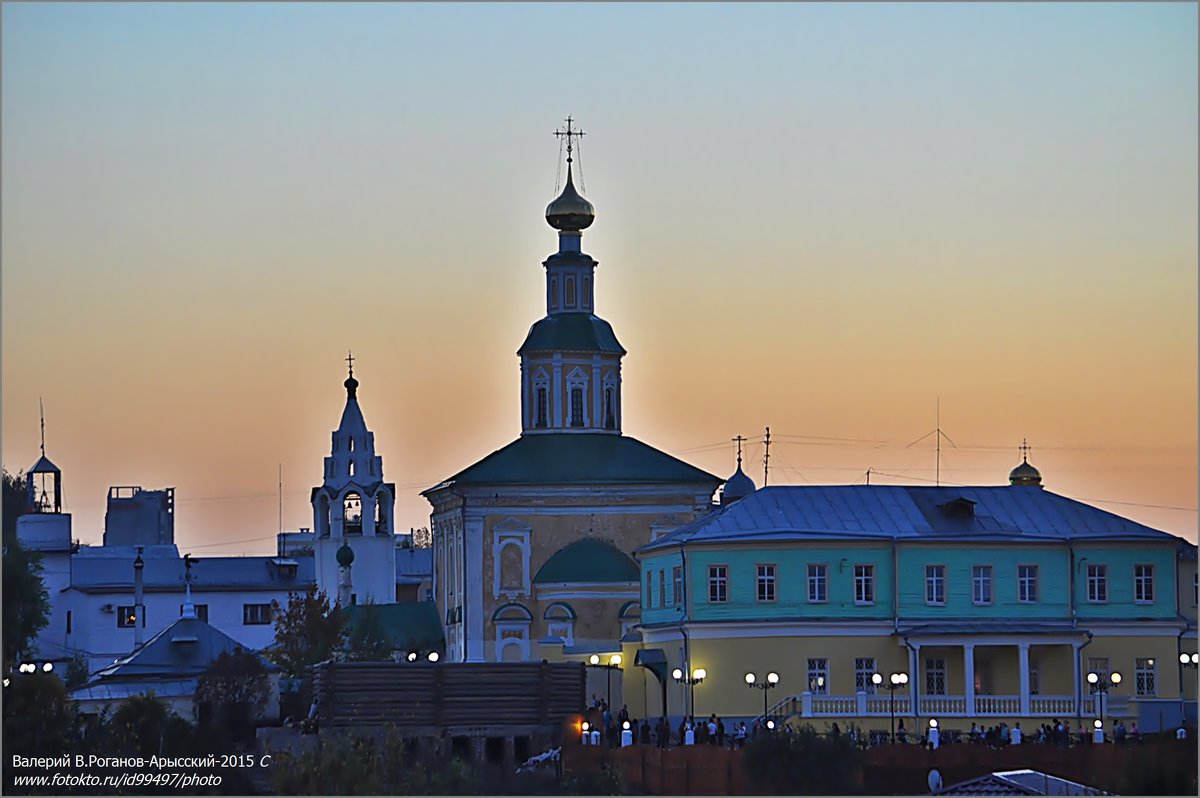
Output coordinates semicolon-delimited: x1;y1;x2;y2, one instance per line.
424;120;723;663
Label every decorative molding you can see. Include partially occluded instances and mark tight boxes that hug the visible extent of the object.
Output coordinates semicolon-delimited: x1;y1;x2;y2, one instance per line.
492;520;531;599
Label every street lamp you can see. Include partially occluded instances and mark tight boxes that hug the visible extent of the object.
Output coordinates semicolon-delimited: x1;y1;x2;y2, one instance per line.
590;653;623;708
673;666;706;718
1180;652;1198;668
1087;671;1121;728
873;672;909;743
745;671;781;727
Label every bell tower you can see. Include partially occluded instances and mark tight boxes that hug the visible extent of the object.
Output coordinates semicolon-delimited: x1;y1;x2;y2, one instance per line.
519;117;626;435
311;355;397;605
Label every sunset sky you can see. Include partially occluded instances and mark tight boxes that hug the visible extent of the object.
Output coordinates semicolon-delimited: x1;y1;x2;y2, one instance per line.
3;3;1196;554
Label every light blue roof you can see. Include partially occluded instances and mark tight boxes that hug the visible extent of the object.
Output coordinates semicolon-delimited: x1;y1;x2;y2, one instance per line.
642;485;1180;553
395;547;432;584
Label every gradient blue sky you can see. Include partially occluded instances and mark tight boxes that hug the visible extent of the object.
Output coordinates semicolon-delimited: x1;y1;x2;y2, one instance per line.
3;3;1196;552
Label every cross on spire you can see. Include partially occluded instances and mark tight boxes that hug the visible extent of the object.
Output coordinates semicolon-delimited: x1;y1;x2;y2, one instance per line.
554;115;585;162
1019;438;1032;463
346;350;355;378
732;435;747;468
39;397;45;457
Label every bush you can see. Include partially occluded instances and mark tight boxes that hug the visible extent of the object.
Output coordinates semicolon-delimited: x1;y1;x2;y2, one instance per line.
742;723;864;794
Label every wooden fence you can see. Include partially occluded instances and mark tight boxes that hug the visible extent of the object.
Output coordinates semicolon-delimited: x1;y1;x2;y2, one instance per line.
314;661;585;732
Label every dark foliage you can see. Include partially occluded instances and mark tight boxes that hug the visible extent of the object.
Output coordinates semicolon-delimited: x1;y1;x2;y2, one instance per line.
194;649;271;743
266;585;346;678
3;469;50;669
742;724;865;795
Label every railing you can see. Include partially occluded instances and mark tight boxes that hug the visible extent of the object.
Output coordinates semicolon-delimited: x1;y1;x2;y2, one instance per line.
812;695;857;716
866;695;913;715
1030;695;1076;715
975;695;1020;715
920;695;966;715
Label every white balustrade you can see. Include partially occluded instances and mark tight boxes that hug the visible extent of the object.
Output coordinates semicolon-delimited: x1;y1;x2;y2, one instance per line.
812;695;857;716
1030;696;1076;715
975;695;1020;715
920;695;966;715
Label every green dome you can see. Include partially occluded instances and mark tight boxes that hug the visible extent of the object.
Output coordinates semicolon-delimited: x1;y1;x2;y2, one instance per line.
336;543;355;567
533;538;638;584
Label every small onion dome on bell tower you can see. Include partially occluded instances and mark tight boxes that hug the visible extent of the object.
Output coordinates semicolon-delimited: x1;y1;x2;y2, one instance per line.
545;163;594;232
336;542;355;568
1009;439;1042;487
344;351;359;399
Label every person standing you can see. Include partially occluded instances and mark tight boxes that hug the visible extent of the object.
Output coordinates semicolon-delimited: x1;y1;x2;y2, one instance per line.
1010;722;1022;746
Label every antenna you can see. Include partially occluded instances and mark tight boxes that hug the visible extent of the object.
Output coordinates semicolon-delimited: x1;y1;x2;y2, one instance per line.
904;397;957;486
39;397;45;457
762;426;772;486
865;468;872;486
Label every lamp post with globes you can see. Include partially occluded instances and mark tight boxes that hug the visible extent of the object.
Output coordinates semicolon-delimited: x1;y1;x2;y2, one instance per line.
745;671;780;727
1087;670;1121;729
589;653;623;708
872;672;909;743
1180;652;1198;669
672;666;706;719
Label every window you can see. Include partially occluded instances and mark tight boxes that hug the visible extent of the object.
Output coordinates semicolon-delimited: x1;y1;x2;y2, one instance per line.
1087;564;1108;603
708;565;728;603
547;621;574;645
535;387;548;428
564;276;576;309
348;436;355;452
807;564;827;603
1018;565;1038;603
1135;657;1156;696
180;604;209;622
1087;657;1109;691
925;565;946;605
646;572;654;608
855;658;877;694
658;569;666;608
672;565;683;606
972;565;993;605
66;611;72;635
117;606;143;629
1029;665;1040;696
243;603;273;625
604;388;615;430
807;658;829;694
570;388;584;427
1134;564;1154;604
854;565;875;605
925;658;947;696
343;493;362;534
756;564;777;602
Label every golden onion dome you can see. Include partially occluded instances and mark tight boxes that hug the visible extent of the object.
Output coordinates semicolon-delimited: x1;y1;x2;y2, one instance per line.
545;164;595;231
1009;458;1042;487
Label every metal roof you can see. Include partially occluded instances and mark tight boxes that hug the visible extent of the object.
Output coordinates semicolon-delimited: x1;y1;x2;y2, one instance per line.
643;485;1179;553
87;615;279;683
395;547;432;581
425;433;721;491
342;601;444;652
518;312;626;355
69;554;315;593
935;769;1107;796
534;538;640;584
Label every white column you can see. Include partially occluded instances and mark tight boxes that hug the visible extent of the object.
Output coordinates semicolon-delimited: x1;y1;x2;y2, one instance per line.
1018;643;1031;716
464;517;485;662
911;643;921;717
964;644;976;717
1072;642;1082;719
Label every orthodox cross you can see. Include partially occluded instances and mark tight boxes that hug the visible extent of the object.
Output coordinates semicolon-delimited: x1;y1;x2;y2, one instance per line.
554;115;585;162
346;350;355;378
762;427;772;486
39;397;45;457
732;435;748;469
1019;438;1032;463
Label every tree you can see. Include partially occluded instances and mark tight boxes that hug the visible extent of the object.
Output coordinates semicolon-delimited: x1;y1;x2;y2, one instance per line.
65;652;91;690
742;724;864;795
2;469;50;670
346;601;395;662
266;586;346;678
195;649;271;742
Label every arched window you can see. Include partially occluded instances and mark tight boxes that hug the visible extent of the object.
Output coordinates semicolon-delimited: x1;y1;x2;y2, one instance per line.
604;387;615;430
374;491;389;532
536;387;548;428
570;389;584;427
349;461;355;477
343;492;362;535
348;437;355;452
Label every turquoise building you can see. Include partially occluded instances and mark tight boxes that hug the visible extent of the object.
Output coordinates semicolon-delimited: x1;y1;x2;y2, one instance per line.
623;459;1198;733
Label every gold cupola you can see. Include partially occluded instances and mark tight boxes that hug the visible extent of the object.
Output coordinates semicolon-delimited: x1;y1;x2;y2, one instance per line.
545;163;594;232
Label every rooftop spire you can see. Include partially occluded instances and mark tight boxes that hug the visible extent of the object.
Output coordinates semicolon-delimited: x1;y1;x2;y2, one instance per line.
344;350;359;399
1019;437;1031;463
546;116;595;233
39;397;45;457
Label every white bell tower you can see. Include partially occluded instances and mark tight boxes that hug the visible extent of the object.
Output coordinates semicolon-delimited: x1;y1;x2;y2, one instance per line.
311;354;397;605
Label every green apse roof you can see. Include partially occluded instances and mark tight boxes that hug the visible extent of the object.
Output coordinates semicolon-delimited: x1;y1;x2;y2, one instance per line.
424;433;721;490
518;313;626;355
343;601;444;652
533;538;640;584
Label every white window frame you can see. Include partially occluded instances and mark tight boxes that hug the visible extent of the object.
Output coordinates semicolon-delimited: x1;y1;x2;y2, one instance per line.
1135;657;1156;696
1087;564;1108;603
972;565;993;606
807;563;828;603
925;658;947;696
646;571;654;608
1087;657;1110;692
925;564;946;606
855;657;877;695
854;564;875;605
1134;564;1154;604
117;605;143;629
672;565;683;606
243;603;273;625
708;565;728;603
566;368;588;428
807;658;829;695
1018;564;1038;603
658;569;666;608
756;564;777;603
546;620;574;646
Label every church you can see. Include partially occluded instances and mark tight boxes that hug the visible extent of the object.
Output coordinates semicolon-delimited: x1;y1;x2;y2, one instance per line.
424;122;723;663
